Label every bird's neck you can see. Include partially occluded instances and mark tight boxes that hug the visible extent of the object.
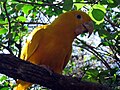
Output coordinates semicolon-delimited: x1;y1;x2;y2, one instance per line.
49;24;76;44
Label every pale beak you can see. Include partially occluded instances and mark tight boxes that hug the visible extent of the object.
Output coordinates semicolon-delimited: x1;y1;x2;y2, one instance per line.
82;21;94;38
75;21;94;37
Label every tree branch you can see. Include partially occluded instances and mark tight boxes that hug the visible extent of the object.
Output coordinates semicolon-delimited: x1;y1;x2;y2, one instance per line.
0;43;13;55
104;16;120;28
20;22;48;25
3;2;12;48
0;54;111;90
3;2;14;55
17;0;62;6
73;1;99;4
0;22;47;25
76;38;111;71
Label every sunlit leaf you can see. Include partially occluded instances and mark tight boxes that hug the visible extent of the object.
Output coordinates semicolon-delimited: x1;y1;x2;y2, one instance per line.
107;0;114;3
82;69;99;82
112;74;116;82
0;75;7;82
73;0;85;9
74;3;85;10
89;4;106;25
37;1;43;4
22;4;34;15
16;16;27;22
0;28;8;35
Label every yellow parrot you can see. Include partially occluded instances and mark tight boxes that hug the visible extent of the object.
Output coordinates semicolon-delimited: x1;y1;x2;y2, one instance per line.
14;10;94;90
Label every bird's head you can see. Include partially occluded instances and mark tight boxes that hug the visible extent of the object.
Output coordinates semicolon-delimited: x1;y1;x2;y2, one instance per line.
71;11;94;37
52;10;94;38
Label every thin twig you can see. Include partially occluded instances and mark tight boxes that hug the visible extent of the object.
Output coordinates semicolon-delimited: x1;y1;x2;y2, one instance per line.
0;22;47;25
0;43;13;55
73;44;101;60
21;22;48;25
3;2;13;55
76;38;111;70
104;16;120;28
17;0;62;6
3;2;11;46
73;0;99;4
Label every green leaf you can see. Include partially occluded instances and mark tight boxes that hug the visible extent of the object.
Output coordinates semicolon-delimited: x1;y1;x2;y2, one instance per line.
97;28;117;40
0;28;8;35
22;4;34;15
87;69;99;76
0;75;7;82
0;19;7;24
63;0;73;11
15;4;24;11
102;41;114;46
98;29;110;38
89;4;106;25
0;87;10;90
37;1;43;4
100;0;107;4
112;74;116;82
73;0;84;9
82;69;99;82
92;9;105;21
102;41;109;46
108;0;120;7
17;16;26;22
107;0;114;3
74;3;85;10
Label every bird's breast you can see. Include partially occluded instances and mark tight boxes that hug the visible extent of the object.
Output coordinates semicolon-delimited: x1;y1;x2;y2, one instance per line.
28;39;71;73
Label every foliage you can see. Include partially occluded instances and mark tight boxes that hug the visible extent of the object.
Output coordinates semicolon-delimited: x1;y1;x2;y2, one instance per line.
0;0;120;90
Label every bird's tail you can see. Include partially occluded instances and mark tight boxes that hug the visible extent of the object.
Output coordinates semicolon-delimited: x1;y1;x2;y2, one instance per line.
13;80;32;90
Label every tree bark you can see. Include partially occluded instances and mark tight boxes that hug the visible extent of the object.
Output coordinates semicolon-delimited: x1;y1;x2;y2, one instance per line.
0;54;111;90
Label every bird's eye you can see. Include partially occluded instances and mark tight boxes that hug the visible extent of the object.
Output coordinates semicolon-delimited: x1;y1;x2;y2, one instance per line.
76;15;81;19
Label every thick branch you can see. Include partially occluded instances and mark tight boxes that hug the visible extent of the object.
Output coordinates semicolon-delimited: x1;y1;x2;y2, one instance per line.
0;54;111;90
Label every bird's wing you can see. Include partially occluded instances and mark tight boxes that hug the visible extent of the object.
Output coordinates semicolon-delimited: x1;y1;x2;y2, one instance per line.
63;47;72;69
20;26;45;60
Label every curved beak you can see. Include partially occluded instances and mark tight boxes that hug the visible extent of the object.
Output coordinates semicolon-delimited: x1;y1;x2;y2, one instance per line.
82;21;94;38
75;21;94;38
